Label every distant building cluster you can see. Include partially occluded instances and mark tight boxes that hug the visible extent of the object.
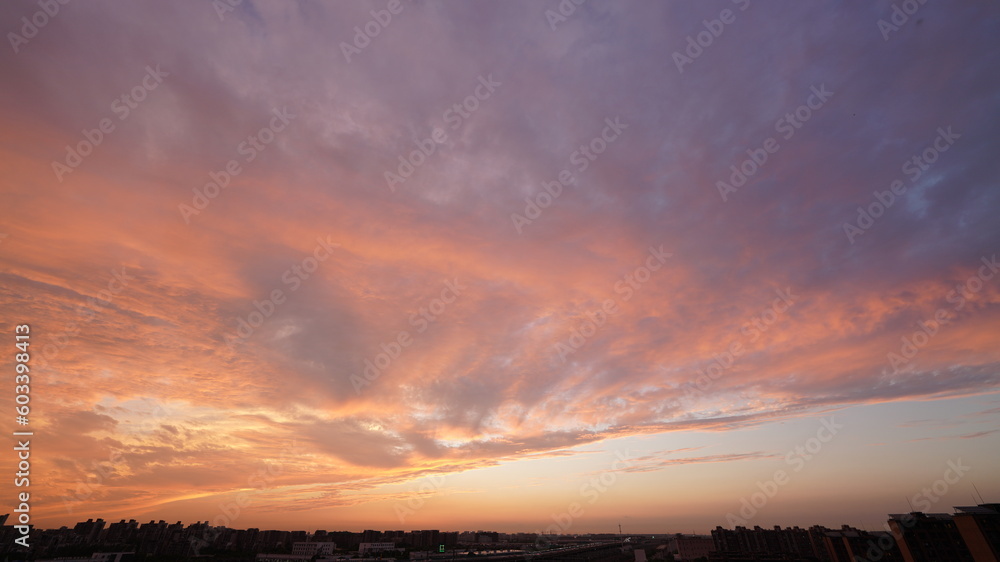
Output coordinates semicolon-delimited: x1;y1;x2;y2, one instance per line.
709;524;898;561
0;516;527;561
2;503;997;562
705;504;999;561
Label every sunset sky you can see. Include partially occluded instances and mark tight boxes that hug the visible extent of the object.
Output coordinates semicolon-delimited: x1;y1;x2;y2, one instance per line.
1;0;999;535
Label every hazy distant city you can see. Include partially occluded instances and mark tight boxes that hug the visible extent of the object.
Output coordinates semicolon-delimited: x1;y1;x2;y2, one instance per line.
4;502;1000;561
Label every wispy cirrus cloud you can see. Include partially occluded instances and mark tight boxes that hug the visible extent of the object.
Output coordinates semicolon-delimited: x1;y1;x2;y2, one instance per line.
1;0;998;531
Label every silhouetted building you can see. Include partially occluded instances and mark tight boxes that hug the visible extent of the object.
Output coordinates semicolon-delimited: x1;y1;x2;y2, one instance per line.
259;529;292;552
805;526;832;562
330;530;363;550
711;525;824;559
292;541;336;556
103;519;138;544
408;529;440;549
91;553;136;562
888;512;973;562
73;518;106;544
820;526;901;562
954;504;1000;562
477;531;499;544
667;533;714;560
360;541;398;554
384;529;407;543
255;555;313;562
